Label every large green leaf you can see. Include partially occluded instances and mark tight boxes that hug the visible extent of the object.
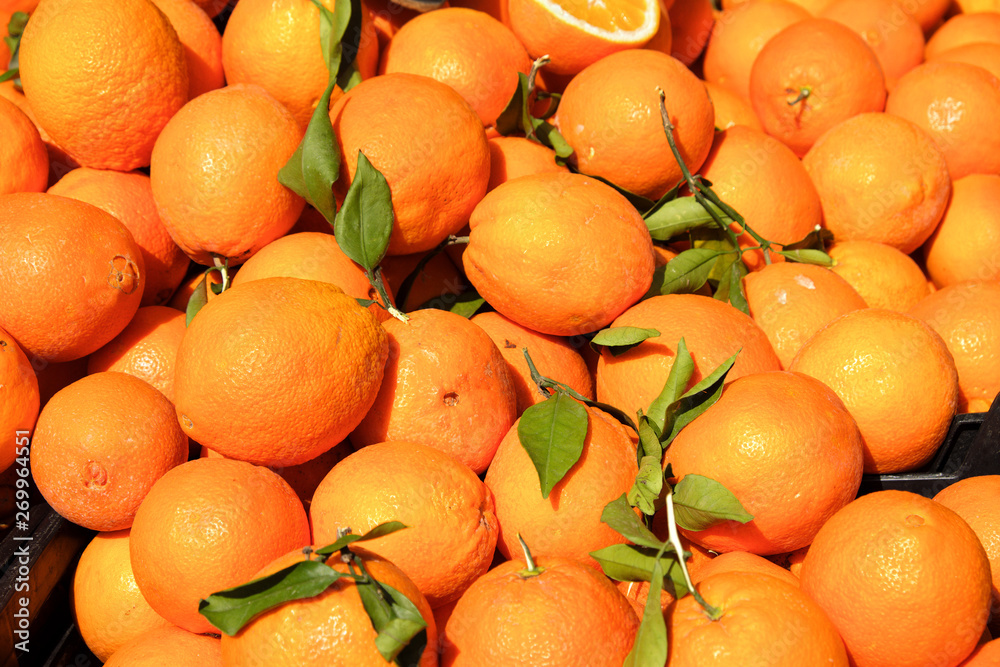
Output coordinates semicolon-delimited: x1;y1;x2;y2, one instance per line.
590;326;660;356
672;474;753;531
660;249;725;295
623;559;668;667
517;393;588;498
600;494;664;550
334;151;394;272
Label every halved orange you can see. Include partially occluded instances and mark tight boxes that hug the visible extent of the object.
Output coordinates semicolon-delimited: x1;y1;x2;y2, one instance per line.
509;0;660;75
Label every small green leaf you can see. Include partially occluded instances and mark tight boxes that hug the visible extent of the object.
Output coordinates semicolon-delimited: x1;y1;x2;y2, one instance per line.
532;118;573;160
314;521;409;556
623;559;669;667
601;494;664;550
185;274;210;327
310;0;339;76
495;71;529;137
726;263;750;314
661;350;738;445
783;226;833;252
660;248;724;295
640;181;684;219
591;326;660;356
643;197;731;241
517;392;588;498
356;573;428;665
628;455;665;516
590;543;682;586
776;248;835;266
334;151;394;272
646;337;694;433
636;415;663;461
199;559;345;636
672;474;753;531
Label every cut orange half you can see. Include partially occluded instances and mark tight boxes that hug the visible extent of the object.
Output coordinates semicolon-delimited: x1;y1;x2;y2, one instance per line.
509;0;660;75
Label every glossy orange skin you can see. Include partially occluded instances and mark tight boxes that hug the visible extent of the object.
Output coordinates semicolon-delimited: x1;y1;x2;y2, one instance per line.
0;97;47;195
0;329;39;473
104;626;222;666
827;241;931;312
922;175;1000;288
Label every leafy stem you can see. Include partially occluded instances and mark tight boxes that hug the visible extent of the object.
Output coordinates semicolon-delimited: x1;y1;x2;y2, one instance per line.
665;491;721;620
517;533;544;578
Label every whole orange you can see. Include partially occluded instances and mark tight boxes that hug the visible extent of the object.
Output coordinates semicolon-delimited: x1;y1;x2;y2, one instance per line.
351;308;517;474
48;167;189;307
749;18;887;157
149;0;224;99
596;294;781;420
485;136;569;193
827;240;931;312
666;371;864;554
800;490;992;667
909;281;1000;413
463;172;655;336
484;405;637;567
150;84;305;266
668;0;715;65
925;13;1000;59
0;329;39;473
922;174;1000;288
703;80;763;131
441;554;639;665
73;529;172;662
667;571;849;666
790;308;959;473
691;550;801;587
0;193;144;362
330;73;490;256
87;306;187;402
103;626;221;666
310;441;499;608
30;372;188;531
929;42;1000;81
556;49;715;199
18;0;188;170
129;458;312;634
0;96;47;194
174;277;388;467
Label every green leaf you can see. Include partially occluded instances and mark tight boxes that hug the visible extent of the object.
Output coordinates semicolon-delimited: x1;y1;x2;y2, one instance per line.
356;574;428;664
314;521;409;556
712;258;749;315
672;474;753;531
601;494;664;550
636;415;663;461
623;559;669;667
532;118;573;160
0;68;17;84
334;151;394;272
310;0;339;76
776;248;835;266
517;392;588;498
416;285;485;318
590;326;660;356
782;226;833;252
640;181;683;219
628;455;665;516
660;248;724;295
333;0;365;83
645;337;694;433
495;71;529;137
590;544;683;588
583;172;657;213
661;350;738;445
199;559;344;636
643;197;731;241
185;274;209;327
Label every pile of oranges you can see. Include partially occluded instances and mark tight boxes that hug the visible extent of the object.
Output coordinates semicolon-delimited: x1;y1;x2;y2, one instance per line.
2;0;1000;662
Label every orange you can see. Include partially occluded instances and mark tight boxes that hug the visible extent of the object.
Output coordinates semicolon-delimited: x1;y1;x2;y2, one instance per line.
30;372;188;531
18;0;188;170
667;371;864;554
130;458;311;634
103;626;222;666
930;42;1000;80
785;545;808;577
310;441;499;608
0;79;81;186
507;0;659;75
150;84;306;266
961;638;1000;666
743;263;868;367
909;281;1000;413
87;306;187;402
174;277;388;466
703;0;811;100
667;571;849;666
485;136;569;193
471;310;594;414
827;240;931;311
47;167;189;306
596;294;782;420
363;0;424;49
380;8;531;128
166;267;220;312
886;62;1000;181
0;96;47;194
703;80;763;130
0;193;144;362
149;0;225;99
668;0;715;65
379;251;466;312
923;174;1000;287
800;490;992;667
0;329;39;472
220;0;379;128
691;550;802;587
925;13;1000;59
819;0;924;90
697;125;823;271
330;73;490;256
73;529;173;662
442;554;638;666
895;0;949;31
484;405;637;568
463;172;655;336
221;548;438;666
556;49;715;199
351;309;517;473
641;0;674;57
790;308;959;473
749;18;887;157
803;112;951;254
232;231;392;323
935;476;1000;622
